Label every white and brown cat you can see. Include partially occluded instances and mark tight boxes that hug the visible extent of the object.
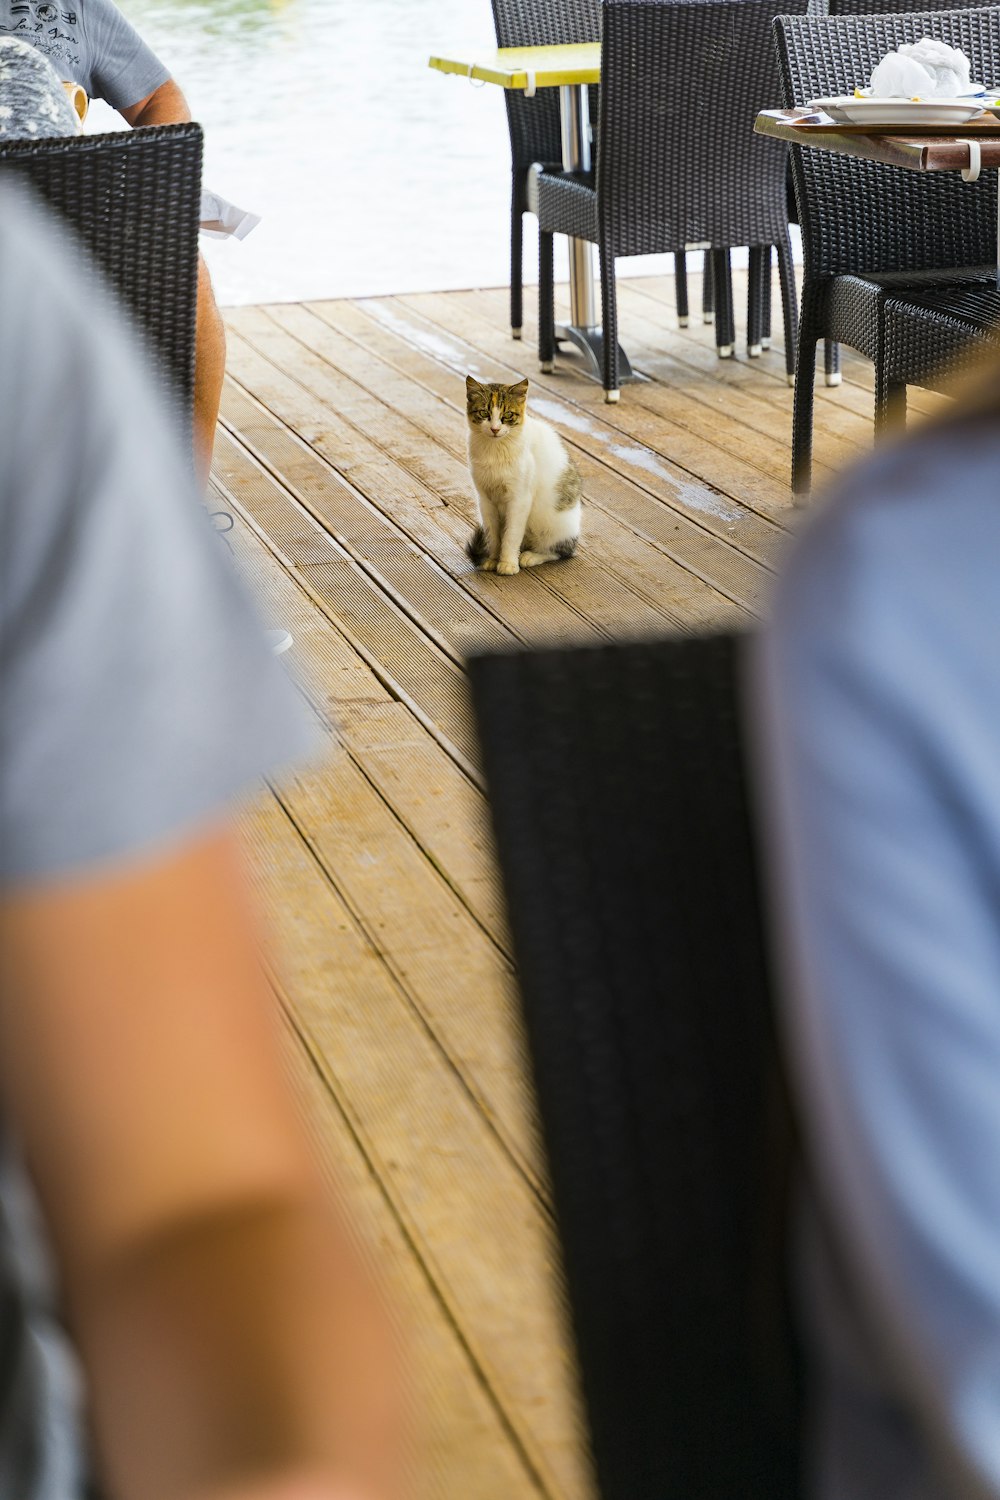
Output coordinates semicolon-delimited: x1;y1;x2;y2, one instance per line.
465;375;581;576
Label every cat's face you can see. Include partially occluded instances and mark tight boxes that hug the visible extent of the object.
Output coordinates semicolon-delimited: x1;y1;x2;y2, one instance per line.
466;376;528;440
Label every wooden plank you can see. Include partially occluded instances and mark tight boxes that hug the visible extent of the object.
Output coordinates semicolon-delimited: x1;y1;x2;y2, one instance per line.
627;272;947;419
319;295;774;613
213;424;482;773
223;510;511;949
397;288;796;523
265;703;542;1186
257;300;751;628
242;790;597;1500
230;305;726;636
277;1006;549;1500
222;328;606;648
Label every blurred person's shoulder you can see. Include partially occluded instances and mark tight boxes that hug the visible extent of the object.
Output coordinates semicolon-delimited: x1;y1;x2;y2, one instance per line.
771;408;1000;664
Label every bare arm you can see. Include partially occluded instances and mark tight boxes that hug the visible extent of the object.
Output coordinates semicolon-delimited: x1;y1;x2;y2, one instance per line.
121;77;191;127
0;828;401;1500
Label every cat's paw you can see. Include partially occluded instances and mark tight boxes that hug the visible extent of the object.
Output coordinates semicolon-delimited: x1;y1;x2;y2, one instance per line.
497;559;520;576
519;550;550;568
481;557;499;572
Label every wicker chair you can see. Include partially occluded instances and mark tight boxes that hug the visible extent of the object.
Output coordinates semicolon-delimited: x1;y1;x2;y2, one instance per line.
0;123;202;446
490;0;714;338
774;10;998;494
469;632;801;1500
882;284;1000;422
536;0;808;400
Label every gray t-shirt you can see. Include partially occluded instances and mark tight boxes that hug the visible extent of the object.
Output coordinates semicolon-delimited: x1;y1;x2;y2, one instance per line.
0;0;169;110
0;184;311;1495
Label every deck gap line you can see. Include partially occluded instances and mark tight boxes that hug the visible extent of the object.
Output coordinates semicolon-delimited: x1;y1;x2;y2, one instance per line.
218;395;512;681
274;992;558;1500
267;781;552;1212
366;291;789;543
388;291;794;529
218;383;496;669
307;301;770;618
214;463;486;793
290;300;765;617
223;504;513;958
220;355;563;654
249;307;637;639
619;274;939;413
393;289;794;527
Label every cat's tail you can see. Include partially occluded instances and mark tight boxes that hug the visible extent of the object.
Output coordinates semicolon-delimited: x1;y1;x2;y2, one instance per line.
465;524;490;567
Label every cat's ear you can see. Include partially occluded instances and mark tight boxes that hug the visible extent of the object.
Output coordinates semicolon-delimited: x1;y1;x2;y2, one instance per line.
509;378;529;400
466;375;483;394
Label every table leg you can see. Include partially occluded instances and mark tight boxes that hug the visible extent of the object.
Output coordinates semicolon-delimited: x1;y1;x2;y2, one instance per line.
546;82;632;392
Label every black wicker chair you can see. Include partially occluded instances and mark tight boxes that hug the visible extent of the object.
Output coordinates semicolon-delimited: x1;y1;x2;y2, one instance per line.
0;123;202;446
774;10;998;494
536;0;808;400
469;633;801;1500
882;283;1000;421
490;0;715;338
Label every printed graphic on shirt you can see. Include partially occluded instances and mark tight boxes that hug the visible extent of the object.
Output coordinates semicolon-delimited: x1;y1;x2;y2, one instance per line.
0;3;81;76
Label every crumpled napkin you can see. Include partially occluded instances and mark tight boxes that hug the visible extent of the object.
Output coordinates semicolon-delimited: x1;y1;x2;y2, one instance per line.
199;189;260;240
868;38;976;99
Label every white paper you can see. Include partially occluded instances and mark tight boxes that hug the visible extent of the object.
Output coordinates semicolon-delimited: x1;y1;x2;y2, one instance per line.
199;188;261;241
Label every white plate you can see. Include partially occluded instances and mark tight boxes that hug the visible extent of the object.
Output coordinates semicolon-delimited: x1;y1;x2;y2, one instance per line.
805;95;987;125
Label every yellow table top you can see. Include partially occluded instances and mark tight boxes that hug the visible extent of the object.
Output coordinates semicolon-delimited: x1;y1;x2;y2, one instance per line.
428;42;600;91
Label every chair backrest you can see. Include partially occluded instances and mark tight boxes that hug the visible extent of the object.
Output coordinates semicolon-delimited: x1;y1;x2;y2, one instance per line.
0;122;202;445
823;0;997;17
774;10;999;281
469;634;801;1500
596;0;809;256
491;0;602;179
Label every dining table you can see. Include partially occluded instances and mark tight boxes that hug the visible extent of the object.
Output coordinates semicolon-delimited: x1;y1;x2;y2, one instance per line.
755;107;1000;286
428;42;633;386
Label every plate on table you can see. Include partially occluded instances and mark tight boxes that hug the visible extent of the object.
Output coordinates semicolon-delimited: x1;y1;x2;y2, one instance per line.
806;96;987;126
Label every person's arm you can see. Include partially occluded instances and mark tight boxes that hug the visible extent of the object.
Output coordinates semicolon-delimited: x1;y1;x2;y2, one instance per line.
0;827;400;1500
120;77;190;127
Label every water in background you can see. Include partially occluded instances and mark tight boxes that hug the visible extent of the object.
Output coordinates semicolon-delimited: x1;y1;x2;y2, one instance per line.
89;0;719;306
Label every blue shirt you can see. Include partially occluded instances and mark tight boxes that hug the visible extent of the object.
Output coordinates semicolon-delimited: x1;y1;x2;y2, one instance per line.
752;413;1000;1499
0;0;169;109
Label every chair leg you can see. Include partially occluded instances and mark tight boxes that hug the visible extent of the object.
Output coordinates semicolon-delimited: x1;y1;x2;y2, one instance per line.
600;240;620;401
824;338;841;387
875;373;907;438
510;178;524;340
675;248;690;327
776;232;799;384
760;244;773;348
711;248;734;357
539;230;555;372
703;248;715;323
747;246;764;356
792;291;822;497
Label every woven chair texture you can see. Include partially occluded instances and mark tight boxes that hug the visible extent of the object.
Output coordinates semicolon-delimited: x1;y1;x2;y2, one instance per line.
0;122;202;446
491;0;601;335
823;0;997;16
883;284;1000;421
536;0;808;395
469;633;801;1500
774;10;998;492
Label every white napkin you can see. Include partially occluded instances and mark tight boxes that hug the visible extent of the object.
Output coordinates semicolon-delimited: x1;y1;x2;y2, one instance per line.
868;38;976;99
199;189;260;241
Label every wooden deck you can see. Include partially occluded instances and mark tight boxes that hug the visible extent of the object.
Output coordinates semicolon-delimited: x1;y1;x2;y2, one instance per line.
214;268;936;1500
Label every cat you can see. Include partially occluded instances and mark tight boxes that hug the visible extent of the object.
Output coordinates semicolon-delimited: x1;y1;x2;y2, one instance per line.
464;375;581;576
